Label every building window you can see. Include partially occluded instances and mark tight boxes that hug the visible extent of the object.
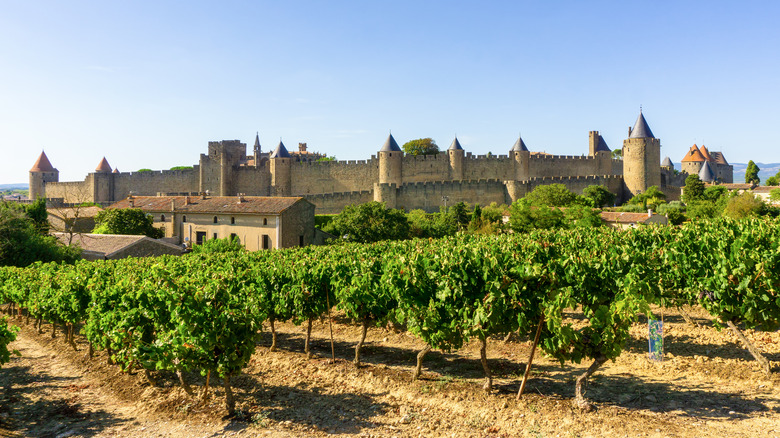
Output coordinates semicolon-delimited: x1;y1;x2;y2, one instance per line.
196;231;206;245
160;214;166;222
262;235;270;250
230;233;238;242
299;235;304;247
231;216;235;224
213;216;218;224
182;215;187;223
213;233;218;240
263;218;267;225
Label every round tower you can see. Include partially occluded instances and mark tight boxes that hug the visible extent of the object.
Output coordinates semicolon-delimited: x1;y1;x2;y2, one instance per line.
378;134;403;186
622;111;661;198
510;135;530;181
93;157;114;204
29;151;59;200
448;137;465;180
270;140;292;196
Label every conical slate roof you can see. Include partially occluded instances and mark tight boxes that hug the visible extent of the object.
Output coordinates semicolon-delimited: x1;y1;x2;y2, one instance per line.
511;136;529;152
254;132;262;152
449;137;463;151
699;145;713;162
629;111;655;139
595;135;611;152
30;151;56;172
681;144;706;163
96;157;112;172
661;156;674;168
379;134;402;152
270;140;291;158
698;161;716;183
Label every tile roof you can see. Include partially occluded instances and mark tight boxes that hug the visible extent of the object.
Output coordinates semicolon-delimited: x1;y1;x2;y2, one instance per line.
53;233;182;258
709;151;729;165
699;145;714;162
30;151;56;172
599;211;657;224
96;157;112;172
108;195;307;214
712;183;755;190
681;144;706;163
753;186;780;193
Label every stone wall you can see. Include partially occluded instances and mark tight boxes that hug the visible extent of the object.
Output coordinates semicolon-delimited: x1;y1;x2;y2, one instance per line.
113;169;200;199
304;190;374;214
290;158;378;195
396;179;508;212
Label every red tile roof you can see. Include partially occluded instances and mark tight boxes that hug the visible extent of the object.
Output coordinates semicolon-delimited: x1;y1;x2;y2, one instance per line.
681;144;706;163
599;211;656;224
96;157;112;172
30;151;56;172
108;196;307;215
699;145;714;162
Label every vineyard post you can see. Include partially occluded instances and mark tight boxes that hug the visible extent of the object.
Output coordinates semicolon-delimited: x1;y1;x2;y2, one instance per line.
326;287;335;362
726;320;771;375
517;315;544;399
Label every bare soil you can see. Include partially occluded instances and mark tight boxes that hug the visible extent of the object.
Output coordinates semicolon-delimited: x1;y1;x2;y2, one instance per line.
1;306;779;437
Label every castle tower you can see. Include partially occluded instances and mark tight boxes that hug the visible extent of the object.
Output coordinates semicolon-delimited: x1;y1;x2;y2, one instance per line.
29;151;59;200
448;137;465;180
253;132;262;167
680;144;706;176
378;134;403;186
661;156;674;171
93;157;114;204
588;131;612;174
698;160;716;183
270;140;292;196
622;110;661;197
510;135;530;181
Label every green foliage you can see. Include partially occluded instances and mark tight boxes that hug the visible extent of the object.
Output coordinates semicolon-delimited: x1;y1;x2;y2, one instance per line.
526;184;578;207
582;185;616;208
402;138;439;156
657;201;687;225
509;200;564;232
314;214;335;229
770;188;780;202
93;208;164;238
137;168;153;172
702;185;727;202
765;176;779;186
447;202;471;230
686;199;722;219
745;160;760;185
628;186;666;210
169;166;193;171
0;207;80;267
0;317;20;367
316;156;336;162
611;149;622;160
191;236;245;254
619;203;648;213
682;174;705;204
480;202;506;224
407;210;455;238
563;205;603;229
723;192;765;219
325;201;410;243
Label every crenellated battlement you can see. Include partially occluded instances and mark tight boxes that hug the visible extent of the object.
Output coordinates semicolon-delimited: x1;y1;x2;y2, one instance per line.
530;154;596;161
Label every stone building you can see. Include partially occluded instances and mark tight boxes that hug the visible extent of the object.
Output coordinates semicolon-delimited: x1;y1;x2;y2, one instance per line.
107;195;315;250
54;233;184;261
679;144;733;183
30;111;733;213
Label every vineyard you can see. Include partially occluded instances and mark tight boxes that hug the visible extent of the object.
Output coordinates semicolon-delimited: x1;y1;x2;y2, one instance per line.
1;217;779;435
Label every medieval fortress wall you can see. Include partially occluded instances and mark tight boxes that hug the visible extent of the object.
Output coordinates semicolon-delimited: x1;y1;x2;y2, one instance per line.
31;113;733;214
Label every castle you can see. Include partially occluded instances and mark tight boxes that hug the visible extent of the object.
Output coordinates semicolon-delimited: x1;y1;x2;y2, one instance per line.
30;111;733;214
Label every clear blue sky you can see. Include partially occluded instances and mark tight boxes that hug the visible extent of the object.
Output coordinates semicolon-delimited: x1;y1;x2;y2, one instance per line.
2;1;778;184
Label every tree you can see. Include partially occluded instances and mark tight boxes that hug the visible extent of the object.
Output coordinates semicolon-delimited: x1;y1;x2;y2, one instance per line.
402;138;439;156
582;185;616;208
0;206;80;267
702;185;727;202
611;149;622;160
723;192;765;219
766;176;779;186
190;236;245;254
628;186;666;210
447;202;471;230
93;208;164;238
682;174;705;204
745;160;760;185
169;166;193;171
316;156;336;162
525;184;578;207
325;201;410;243
770;188;780;203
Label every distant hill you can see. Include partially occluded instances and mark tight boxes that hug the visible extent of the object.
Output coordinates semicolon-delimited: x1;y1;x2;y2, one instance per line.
0;183;28;190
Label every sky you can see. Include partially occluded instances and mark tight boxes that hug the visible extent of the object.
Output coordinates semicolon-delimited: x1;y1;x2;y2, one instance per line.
1;1;779;184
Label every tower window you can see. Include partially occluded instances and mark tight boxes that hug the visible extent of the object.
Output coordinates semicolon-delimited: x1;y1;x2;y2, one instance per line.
213;216;218;224
182;215;187;223
231;217;235;224
263;218;267;225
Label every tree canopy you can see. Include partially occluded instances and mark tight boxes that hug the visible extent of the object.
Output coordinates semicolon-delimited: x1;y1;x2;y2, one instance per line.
582;185;616;208
682;174;705;204
0;204;79;267
93;208;164;238
525;184;579;207
628;186;666;210
323;201;410;243
745;160;760;185
402;138;439;156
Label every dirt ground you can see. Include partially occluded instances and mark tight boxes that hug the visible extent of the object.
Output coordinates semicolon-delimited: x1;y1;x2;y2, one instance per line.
1;306;779;438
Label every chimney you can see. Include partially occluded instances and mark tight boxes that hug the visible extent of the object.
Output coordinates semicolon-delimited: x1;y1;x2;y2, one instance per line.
129;199;134;207
237;193;245;204
171;200;176;212
185;196;190;206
